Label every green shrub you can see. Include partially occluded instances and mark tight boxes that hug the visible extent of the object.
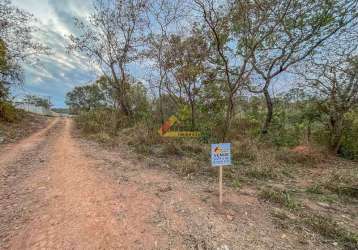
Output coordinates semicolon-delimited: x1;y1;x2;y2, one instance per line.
0;101;22;122
232;179;242;189
305;184;324;194
340;115;358;160
75;108;118;135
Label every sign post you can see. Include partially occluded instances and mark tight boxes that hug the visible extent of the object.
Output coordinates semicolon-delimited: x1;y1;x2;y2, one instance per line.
219;166;223;205
211;143;231;206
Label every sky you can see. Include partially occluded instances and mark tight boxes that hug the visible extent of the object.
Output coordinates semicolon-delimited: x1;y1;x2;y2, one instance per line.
10;0;102;108
8;0;293;108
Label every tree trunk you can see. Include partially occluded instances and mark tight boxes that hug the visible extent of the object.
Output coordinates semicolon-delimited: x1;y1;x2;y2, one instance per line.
306;121;312;144
159;81;164;124
222;92;234;141
190;100;195;130
329;116;344;154
262;88;273;134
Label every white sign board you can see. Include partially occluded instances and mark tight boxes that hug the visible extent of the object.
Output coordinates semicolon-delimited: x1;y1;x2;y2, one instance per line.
211;143;232;167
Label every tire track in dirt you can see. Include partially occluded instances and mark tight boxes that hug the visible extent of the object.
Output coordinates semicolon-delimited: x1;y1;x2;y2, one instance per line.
0;118;59;167
9;118;169;249
0;118;62;249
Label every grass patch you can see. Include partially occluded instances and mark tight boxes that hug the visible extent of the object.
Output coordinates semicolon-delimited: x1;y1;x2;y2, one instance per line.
271;209;358;250
244;167;278;180
260;188;300;210
305;170;358;202
232;179;242;189
305;184;324;194
302;214;358;250
322;171;358;199
173;158;201;176
88;132;113;144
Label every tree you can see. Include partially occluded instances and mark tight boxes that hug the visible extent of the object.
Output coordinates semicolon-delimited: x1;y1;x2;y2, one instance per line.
283;88;322;144
146;0;183;123
0;39;9;99
230;0;358;134
68;0;148;117
301;56;358;154
162;31;209;129
0;0;49;99
65;82;108;114
194;0;252;140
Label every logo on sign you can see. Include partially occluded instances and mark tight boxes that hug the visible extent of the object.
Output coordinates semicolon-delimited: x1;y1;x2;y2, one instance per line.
211;143;231;167
158;115;201;138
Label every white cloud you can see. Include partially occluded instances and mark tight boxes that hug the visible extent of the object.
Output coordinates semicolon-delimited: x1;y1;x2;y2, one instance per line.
10;0;98;107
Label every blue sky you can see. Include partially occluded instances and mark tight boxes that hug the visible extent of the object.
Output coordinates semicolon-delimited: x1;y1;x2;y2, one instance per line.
9;0;294;108
10;0;103;108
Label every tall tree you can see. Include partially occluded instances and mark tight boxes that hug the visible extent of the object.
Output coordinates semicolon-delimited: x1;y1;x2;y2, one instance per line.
230;0;358;134
163;31;209;129
65;83;107;113
68;0;148;117
194;0;252;140
146;0;183;123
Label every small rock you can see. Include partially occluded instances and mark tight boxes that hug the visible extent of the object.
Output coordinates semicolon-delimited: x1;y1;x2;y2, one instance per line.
333;242;338;246
159;185;172;192
281;234;287;239
317;202;330;208
217;245;230;250
226;214;234;221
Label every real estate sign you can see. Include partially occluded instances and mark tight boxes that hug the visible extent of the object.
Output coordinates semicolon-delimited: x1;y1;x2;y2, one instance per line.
211;143;232;167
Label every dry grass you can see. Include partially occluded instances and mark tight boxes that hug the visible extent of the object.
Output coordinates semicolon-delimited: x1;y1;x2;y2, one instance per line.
271;209;358;250
260;187;300;210
323;170;358;199
0;112;48;144
75;118;358;249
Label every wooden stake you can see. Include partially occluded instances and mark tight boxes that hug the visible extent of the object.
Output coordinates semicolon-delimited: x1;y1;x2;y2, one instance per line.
219;166;223;205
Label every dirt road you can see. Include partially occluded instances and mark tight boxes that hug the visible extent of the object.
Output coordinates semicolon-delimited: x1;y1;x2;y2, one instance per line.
0;118;333;249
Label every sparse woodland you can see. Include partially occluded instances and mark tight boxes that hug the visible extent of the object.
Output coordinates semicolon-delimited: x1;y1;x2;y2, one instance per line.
63;0;358;158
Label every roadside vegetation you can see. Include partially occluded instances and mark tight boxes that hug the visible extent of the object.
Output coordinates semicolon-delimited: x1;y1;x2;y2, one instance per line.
0;0;49;135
